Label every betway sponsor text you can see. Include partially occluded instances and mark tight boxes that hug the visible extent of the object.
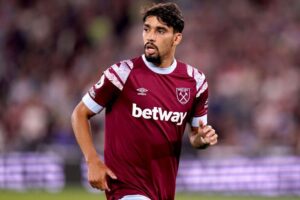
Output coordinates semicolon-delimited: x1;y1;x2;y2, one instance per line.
132;103;187;125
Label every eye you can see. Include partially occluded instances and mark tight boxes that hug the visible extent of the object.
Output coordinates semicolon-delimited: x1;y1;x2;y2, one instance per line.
157;29;165;34
143;27;149;32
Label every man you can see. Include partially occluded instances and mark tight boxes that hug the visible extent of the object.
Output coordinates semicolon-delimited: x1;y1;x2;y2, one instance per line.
71;2;218;200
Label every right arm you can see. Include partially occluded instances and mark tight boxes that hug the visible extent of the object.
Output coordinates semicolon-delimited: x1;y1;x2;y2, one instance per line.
72;60;132;190
71;101;117;191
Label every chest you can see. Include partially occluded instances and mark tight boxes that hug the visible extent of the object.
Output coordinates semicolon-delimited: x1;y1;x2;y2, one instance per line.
122;67;196;113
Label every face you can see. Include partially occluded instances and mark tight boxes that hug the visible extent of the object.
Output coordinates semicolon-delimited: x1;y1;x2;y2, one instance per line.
143;16;182;65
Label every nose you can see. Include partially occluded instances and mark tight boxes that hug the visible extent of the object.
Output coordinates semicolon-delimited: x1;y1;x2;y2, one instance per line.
146;30;156;42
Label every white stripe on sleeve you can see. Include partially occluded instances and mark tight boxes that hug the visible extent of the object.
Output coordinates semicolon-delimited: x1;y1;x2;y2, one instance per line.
196;81;208;97
104;69;123;90
111;62;131;84
82;93;104;114
191;115;208;127
193;68;206;91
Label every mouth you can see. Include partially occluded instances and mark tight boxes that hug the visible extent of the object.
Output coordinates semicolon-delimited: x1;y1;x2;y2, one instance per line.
145;43;157;55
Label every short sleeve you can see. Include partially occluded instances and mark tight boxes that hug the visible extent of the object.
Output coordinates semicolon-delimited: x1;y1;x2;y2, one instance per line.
191;85;208;127
82;74;120;113
189;67;208;127
82;60;133;114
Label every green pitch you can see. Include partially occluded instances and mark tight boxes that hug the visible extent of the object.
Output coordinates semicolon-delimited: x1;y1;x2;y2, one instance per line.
0;187;298;200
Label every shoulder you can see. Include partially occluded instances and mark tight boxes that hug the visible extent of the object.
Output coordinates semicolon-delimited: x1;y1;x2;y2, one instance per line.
177;61;206;84
177;61;208;97
103;57;139;90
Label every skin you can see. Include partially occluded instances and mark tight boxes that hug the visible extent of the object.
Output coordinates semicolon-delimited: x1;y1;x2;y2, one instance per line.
71;102;117;191
71;15;218;191
143;16;182;67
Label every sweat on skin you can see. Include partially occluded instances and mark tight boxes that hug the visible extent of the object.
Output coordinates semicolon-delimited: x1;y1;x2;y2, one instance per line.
132;103;187;125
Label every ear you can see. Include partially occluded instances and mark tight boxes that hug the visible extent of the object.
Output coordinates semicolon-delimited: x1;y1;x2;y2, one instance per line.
173;33;182;46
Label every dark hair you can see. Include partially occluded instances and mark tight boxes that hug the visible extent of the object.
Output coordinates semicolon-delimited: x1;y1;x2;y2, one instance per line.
142;2;184;33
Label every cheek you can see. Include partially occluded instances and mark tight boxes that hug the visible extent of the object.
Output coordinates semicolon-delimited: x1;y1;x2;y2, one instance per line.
160;39;173;51
142;33;146;43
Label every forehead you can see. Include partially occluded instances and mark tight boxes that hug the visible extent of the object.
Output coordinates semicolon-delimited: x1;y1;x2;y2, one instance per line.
144;16;170;29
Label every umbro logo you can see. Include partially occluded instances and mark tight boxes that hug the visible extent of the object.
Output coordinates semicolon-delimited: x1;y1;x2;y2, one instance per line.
137;88;148;96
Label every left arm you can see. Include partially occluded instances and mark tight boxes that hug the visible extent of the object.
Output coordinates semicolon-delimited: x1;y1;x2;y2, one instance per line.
188;69;218;149
189;120;218;149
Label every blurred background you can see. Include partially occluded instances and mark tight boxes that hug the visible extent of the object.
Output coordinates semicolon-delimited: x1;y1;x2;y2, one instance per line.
0;0;300;198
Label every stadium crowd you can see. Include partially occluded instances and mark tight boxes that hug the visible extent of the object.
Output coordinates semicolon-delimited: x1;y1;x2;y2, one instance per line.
0;0;299;159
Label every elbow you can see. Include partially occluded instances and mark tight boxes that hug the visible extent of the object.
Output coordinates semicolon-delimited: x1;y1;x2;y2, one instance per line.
71;102;94;127
71;103;82;127
71;107;78;128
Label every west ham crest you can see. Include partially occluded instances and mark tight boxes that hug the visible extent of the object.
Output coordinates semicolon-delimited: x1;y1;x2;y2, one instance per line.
176;88;190;104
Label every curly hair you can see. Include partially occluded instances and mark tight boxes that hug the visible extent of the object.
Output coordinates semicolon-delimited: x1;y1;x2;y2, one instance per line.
142;2;184;33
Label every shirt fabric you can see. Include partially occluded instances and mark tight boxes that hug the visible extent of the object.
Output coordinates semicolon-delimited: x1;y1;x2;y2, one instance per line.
82;55;208;200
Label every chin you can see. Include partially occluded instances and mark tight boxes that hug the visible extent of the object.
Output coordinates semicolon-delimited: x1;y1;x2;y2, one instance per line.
145;54;156;59
145;54;161;65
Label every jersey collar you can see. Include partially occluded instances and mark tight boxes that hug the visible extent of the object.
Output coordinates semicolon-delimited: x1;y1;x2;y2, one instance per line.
142;54;177;74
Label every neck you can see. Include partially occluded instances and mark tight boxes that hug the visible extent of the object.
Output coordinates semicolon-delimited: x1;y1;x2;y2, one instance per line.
157;56;174;68
142;54;177;74
158;50;176;67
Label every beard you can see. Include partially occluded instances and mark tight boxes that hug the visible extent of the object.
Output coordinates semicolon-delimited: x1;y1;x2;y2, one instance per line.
144;43;162;65
145;54;161;65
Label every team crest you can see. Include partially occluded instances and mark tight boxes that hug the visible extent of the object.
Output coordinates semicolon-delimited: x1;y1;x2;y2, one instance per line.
176;88;190;104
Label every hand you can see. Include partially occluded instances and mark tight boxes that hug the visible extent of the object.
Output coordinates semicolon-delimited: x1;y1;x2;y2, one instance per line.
199;120;218;146
190;120;218;148
87;159;117;191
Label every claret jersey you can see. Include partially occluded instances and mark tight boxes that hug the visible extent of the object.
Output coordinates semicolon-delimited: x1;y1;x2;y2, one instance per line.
82;55;208;200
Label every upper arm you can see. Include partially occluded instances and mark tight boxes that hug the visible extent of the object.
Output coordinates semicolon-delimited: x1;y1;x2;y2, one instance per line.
189;67;209;127
72;101;96;120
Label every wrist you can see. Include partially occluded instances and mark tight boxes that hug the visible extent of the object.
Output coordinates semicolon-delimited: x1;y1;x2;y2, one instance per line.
85;153;101;164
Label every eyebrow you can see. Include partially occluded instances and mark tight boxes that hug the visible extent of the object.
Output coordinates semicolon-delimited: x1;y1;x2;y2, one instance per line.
143;23;169;31
157;26;168;31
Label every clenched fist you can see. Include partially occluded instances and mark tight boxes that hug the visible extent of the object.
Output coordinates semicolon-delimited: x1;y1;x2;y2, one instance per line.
190;120;218;148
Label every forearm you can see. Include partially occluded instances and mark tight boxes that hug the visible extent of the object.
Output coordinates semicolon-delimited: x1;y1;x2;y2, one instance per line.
71;103;117;191
71;105;101;163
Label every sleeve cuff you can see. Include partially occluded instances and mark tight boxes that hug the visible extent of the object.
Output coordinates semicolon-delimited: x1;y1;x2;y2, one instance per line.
82;93;104;113
191;115;207;127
